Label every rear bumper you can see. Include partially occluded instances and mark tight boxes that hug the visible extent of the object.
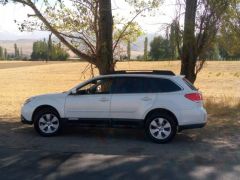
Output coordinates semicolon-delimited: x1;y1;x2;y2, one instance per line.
178;122;206;131
179;106;207;125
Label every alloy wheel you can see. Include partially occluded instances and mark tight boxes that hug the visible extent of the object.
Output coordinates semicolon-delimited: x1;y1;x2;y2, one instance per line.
38;114;60;134
149;118;171;140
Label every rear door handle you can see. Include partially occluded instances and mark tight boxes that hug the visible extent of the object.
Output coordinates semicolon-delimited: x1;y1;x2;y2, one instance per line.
141;97;152;101
99;97;109;102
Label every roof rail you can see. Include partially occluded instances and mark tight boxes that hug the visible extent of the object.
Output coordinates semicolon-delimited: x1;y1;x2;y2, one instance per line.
113;70;175;76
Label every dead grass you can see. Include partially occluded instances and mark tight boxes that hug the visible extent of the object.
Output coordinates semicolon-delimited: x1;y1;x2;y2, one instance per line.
0;61;69;69
0;60;239;119
204;96;240;117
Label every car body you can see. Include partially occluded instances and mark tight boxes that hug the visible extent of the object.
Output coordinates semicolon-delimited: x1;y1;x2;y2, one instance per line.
21;71;207;143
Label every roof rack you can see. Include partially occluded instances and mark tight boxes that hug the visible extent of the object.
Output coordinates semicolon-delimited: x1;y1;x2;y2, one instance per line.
113;70;175;76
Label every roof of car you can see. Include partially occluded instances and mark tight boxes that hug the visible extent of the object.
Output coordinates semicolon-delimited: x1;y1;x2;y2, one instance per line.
112;70;175;75
96;73;178;79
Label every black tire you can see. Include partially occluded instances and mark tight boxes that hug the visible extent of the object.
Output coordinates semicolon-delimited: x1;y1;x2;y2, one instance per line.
34;108;62;137
145;112;177;143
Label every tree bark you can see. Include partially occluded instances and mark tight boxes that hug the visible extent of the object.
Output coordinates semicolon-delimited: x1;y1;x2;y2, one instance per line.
181;0;198;83
97;0;114;75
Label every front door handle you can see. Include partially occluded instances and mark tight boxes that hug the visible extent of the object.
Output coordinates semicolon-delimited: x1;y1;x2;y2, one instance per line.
141;97;152;101
99;97;109;102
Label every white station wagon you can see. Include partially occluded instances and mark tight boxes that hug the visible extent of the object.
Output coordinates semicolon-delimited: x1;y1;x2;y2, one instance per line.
21;70;207;143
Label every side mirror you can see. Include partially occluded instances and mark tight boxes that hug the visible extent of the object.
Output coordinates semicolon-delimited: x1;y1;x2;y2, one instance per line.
70;89;77;95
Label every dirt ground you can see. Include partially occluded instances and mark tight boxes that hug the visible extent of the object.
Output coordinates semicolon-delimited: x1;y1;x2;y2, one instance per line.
0;114;239;180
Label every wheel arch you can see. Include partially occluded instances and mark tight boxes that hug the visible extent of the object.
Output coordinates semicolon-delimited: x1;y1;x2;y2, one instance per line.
144;108;179;126
32;105;60;121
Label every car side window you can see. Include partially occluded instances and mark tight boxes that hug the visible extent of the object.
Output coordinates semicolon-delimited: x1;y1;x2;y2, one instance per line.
112;77;145;94
148;78;181;93
76;78;113;95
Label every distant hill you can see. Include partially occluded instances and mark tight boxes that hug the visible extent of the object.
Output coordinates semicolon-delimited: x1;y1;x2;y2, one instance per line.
0;33;158;58
0;39;35;57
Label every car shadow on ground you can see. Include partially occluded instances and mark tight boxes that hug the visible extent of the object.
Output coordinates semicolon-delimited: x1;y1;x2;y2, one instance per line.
0;117;239;180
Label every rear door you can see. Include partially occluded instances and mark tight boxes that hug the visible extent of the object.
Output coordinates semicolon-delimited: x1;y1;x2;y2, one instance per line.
110;77;156;125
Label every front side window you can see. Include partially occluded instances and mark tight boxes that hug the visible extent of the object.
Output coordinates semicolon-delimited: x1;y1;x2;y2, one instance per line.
76;78;113;95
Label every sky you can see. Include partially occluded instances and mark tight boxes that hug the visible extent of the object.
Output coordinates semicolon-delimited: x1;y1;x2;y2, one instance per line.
0;0;177;40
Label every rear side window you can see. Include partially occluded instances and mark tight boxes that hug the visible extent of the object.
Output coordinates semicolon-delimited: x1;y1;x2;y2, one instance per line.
182;78;197;91
148;78;182;93
111;77;181;94
112;77;145;94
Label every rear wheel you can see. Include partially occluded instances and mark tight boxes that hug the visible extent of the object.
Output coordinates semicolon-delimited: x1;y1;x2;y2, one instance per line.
145;113;177;143
34;109;62;136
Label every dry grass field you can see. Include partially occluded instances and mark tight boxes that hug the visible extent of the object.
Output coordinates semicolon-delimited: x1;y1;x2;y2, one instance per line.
1;60;240;180
0;60;239;119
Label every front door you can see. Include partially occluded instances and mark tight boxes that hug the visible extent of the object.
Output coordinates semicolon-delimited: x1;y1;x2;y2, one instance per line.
65;78;113;121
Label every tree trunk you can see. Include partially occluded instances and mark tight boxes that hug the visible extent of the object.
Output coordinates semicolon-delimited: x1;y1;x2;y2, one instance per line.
181;0;198;83
97;0;114;75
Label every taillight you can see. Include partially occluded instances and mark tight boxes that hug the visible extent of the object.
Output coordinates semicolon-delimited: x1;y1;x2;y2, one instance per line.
184;93;202;102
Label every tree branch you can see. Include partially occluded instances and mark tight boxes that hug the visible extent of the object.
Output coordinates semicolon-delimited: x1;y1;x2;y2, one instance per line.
23;0;96;63
113;7;149;52
59;32;96;55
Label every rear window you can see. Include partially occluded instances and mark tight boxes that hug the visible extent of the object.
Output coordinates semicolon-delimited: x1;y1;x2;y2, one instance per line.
183;78;197;91
148;78;182;93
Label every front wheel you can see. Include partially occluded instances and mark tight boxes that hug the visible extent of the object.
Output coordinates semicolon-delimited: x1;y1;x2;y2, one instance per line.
145;113;177;143
34;109;62;136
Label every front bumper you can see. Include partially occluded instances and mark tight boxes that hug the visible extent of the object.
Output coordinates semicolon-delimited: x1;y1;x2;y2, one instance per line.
21;115;33;125
21;102;35;124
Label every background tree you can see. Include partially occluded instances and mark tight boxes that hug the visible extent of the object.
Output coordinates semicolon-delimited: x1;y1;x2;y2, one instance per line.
149;36;171;60
4;48;7;60
14;43;20;59
47;33;53;62
169;21;178;60
180;0;198;83
97;0;114;74
127;41;131;60
175;0;233;83
31;39;69;61
0;46;3;60
2;0;159;75
144;37;148;60
51;43;69;61
217;4;240;60
113;21;143;60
